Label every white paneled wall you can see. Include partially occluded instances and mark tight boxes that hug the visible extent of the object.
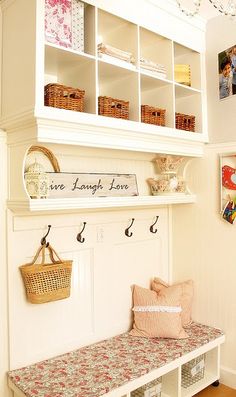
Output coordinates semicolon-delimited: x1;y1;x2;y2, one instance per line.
172;148;236;388
8;207;170;369
0;131;9;397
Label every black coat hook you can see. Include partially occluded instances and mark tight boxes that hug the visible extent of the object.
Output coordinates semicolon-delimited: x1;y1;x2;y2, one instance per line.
125;218;135;237
150;216;159;234
77;222;87;243
41;225;51;246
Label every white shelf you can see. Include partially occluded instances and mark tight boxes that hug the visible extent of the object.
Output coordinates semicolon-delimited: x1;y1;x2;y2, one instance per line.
5;107;205;157
1;0;207;215
7;194;196;214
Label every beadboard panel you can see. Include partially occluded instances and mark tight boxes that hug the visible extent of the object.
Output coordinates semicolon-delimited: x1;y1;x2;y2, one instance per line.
8;207;170;369
171;145;236;387
0;131;9;397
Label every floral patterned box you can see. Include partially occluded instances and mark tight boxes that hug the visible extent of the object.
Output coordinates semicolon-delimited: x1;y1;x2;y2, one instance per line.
45;0;84;51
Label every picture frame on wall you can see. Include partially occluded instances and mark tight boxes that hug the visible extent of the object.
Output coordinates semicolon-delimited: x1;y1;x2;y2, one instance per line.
220;153;236;224
218;44;236;100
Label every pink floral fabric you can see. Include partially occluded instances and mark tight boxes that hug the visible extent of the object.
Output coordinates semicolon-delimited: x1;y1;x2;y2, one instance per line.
8;323;224;397
45;0;72;48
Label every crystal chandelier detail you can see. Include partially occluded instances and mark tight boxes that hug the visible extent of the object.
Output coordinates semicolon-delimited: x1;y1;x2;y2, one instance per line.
176;0;236;17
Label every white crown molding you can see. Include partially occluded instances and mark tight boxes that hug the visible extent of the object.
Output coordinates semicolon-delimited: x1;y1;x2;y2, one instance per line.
3;105;205;156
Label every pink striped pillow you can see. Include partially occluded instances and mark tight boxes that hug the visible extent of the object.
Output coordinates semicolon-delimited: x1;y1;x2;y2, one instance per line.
130;284;188;339
151;278;194;327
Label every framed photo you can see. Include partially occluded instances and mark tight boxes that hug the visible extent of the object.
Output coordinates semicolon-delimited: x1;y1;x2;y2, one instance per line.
218;44;236;100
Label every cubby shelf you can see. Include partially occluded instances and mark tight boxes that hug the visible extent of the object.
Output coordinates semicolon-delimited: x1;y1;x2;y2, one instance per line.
1;0;207;214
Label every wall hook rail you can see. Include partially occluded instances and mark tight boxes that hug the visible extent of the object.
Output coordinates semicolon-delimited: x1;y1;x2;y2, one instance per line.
150;216;159;234
77;222;87;243
125;218;135;237
41;225;51;246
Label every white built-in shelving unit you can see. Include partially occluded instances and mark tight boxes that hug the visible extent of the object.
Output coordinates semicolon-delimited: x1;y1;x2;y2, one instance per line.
0;0;206;214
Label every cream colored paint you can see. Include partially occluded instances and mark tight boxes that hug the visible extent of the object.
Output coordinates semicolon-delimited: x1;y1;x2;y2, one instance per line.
172;149;236;389
2;1;234;396
206;15;236;143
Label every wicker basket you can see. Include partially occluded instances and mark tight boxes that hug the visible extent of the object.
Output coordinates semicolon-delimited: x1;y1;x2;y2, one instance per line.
27;145;60;172
141;105;166;126
131;377;162;397
19;244;72;304
181;354;205;388
44;83;85;112
175;112;195;132
98;96;129;119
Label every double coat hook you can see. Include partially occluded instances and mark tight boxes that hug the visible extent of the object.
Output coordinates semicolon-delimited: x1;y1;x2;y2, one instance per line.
41;225;51;247
77;222;87;243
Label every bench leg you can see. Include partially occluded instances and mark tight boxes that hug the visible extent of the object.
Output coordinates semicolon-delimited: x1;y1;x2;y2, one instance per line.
212;380;220;387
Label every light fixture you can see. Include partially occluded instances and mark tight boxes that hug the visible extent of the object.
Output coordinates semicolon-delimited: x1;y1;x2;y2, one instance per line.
176;0;236;17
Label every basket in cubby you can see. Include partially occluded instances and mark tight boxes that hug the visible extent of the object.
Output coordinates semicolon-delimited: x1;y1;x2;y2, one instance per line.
181;354;205;388
141;105;166;126
175;112;195;132
98;96;129;120
131;377;162;397
44;83;85;112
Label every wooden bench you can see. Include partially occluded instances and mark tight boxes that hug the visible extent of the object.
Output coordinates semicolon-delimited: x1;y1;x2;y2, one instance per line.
8;322;225;397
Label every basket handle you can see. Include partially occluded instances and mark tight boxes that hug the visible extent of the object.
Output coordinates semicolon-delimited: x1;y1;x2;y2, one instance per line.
63;90;79;99
47;244;64;264
27;145;60;172
152;111;161;117
30;244;63;265
111;102;122;109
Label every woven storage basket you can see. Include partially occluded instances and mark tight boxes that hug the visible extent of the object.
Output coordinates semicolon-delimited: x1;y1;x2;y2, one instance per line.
181;354;205;388
131;377;162;397
44;83;85;112
175;112;195;132
19;244;72;304
98;96;129;120
141;105;166;126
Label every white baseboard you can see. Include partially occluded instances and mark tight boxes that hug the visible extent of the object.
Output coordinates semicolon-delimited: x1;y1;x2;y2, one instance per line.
220;365;236;389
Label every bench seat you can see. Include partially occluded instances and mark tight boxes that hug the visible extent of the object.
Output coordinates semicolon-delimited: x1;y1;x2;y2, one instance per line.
8;322;224;397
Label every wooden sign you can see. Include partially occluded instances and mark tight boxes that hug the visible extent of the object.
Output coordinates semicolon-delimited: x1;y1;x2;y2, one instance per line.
46;172;138;198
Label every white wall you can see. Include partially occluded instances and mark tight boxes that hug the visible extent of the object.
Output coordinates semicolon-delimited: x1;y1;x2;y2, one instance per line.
206;15;236;143
0;1;209;396
172;15;236;389
0;131;9;397
5;144;171;367
7;207;170;371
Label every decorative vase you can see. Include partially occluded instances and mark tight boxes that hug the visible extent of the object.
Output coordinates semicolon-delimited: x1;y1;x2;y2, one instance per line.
155;155;183;173
147;155;186;195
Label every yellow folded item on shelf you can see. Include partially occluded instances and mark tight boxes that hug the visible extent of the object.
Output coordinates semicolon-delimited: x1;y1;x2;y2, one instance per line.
174;64;191;86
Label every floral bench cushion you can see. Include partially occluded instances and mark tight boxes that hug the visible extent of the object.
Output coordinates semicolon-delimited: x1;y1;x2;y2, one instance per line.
8;322;224;397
